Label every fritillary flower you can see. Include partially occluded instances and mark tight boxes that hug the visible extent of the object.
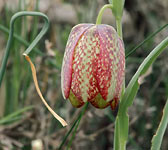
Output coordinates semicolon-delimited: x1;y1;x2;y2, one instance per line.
61;24;125;110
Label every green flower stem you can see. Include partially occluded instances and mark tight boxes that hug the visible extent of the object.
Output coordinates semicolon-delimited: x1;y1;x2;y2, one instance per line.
58;102;89;150
96;3;123;38
96;4;113;25
0;11;49;87
116;18;123;39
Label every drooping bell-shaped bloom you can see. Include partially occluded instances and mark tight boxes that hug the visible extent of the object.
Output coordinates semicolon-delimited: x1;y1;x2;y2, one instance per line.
61;24;125;110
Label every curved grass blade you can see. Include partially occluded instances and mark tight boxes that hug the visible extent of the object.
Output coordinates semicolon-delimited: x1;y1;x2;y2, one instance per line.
0;11;49;87
114;36;168;150
0;24;60;69
0;24;43;56
151;99;168;150
126;24;168;58
122;36;168;111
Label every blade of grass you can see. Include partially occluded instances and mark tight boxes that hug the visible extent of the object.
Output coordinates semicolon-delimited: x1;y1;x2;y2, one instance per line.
151;99;168;150
0;116;22;124
66;102;89;150
0;24;43;55
31;0;40;40
58;117;79;150
12;45;21;111
58;102;89;150
4;73;14;115
0;25;60;69
0;105;34;125
122;36;168;111
126;24;168;58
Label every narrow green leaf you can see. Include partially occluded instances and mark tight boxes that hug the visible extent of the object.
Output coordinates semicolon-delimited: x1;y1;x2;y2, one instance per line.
126;24;168;58
0;105;34;124
0;24;60;69
151;99;168;150
0;24;43;55
121;36;168;111
114;36;168;150
66;102;89;150
0;11;50;87
58;102;89;150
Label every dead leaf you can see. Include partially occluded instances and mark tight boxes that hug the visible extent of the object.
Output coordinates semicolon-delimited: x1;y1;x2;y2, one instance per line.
24;54;68;127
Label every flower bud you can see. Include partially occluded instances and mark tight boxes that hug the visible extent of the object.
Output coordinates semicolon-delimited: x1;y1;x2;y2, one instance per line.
61;24;125;110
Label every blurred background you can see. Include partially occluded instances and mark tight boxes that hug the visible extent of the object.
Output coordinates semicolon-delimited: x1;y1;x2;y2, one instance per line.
0;0;168;149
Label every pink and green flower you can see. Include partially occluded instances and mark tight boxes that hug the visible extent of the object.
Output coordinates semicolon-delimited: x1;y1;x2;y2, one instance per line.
61;24;125;110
